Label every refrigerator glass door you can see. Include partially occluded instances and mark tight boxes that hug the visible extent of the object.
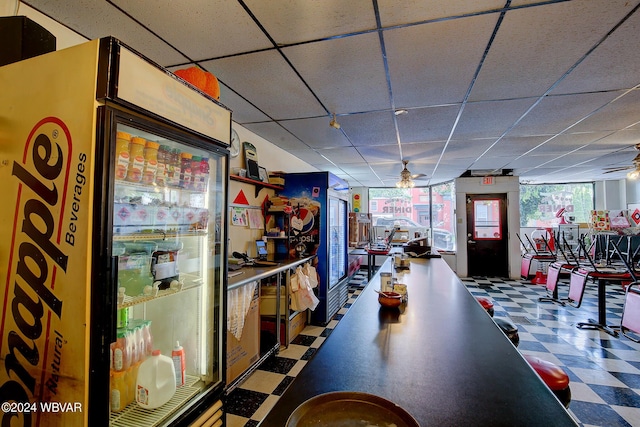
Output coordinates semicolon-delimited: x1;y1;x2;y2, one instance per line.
328;197;347;288
109;120;225;425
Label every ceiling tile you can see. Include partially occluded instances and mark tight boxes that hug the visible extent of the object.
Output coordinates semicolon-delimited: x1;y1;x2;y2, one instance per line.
453;98;538;140
201;50;326;120
280;117;352;148
111;0;272;61
469;0;637;101
23;0;189;65
245;0;377;44
338;111;397;147
378;0;505;27
242;122;308;151
552;4;640;94
282;32;391;113
397;105;460;143
384;13;499;107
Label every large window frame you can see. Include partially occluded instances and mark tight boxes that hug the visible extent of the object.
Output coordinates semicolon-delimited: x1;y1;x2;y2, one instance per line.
519;182;595;227
369;181;456;251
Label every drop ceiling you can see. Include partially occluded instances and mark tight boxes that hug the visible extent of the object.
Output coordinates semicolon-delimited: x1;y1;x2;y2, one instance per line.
21;0;640;187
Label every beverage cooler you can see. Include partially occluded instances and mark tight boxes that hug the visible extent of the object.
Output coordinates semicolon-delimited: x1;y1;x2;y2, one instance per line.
280;172;350;325
0;37;230;426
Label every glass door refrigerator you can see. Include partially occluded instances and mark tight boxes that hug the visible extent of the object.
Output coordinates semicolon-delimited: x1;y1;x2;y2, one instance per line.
0;37;229;427
280;172;350;325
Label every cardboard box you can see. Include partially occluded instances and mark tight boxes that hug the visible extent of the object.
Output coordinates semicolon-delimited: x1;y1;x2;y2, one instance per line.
261;310;306;346
226;289;260;385
260;286;287;315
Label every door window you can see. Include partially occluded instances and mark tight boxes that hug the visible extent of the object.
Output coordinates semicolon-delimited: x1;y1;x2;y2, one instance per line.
474;199;501;240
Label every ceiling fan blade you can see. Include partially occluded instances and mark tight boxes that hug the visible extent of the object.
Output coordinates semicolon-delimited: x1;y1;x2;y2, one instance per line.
603;166;633;173
411;173;427;179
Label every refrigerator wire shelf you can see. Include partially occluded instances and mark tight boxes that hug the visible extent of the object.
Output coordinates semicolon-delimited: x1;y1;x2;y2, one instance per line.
110;375;202;426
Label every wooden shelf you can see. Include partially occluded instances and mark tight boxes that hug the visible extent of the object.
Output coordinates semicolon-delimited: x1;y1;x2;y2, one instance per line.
230;174;283;196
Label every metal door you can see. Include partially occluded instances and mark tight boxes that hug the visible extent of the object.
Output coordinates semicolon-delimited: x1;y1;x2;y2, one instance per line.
466;193;509;277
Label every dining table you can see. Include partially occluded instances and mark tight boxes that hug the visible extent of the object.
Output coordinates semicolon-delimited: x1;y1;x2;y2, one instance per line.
258;256;578;426
575;266;631;337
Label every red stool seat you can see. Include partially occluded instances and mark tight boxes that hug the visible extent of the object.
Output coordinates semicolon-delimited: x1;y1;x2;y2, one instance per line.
475;296;494;317
523;354;571;407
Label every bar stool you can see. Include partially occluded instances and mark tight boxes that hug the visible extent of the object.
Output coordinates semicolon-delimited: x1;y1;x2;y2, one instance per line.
494;317;519;347
475;296;494;317
523;355;571;408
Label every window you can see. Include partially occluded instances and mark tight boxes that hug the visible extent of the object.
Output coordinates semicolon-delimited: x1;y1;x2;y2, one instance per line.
519;182;594;227
369;181;456;251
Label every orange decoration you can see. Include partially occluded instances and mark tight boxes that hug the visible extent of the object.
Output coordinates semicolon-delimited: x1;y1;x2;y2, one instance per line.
174;67;220;100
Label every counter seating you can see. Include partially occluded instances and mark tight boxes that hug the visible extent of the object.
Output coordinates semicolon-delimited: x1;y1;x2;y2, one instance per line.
476;296;494;317
524;355;571;408
494;317;519;347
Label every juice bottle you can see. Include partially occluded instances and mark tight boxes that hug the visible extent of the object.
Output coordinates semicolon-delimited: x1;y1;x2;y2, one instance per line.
125;361;140;407
114;132;131;180
126;137;146;182
110;370;128;412
200;156;209;191
142;320;153;357
180;152;193;189
113;329;130;372
142;141;159;185
156;145;168;187
191;155;201;191
169;148;181;187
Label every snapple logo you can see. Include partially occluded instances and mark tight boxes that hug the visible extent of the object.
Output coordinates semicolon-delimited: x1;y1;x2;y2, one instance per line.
1;117;70;426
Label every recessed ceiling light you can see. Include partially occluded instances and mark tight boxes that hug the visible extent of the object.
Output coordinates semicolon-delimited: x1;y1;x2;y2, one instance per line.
394;109;408;116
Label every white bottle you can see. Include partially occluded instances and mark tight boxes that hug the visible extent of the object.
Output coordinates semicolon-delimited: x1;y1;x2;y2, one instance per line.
172;341;186;387
136;349;176;409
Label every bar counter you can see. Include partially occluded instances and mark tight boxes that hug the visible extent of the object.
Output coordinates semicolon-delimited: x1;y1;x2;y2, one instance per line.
259;257;578;426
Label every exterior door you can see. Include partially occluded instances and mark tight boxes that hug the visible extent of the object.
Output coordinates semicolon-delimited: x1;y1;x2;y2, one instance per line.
466;193;509;277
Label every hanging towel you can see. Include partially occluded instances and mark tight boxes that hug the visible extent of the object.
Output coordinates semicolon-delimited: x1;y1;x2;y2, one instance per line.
227;280;258;340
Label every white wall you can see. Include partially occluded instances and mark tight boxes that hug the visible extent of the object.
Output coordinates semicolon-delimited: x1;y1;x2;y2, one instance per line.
228;124;317;256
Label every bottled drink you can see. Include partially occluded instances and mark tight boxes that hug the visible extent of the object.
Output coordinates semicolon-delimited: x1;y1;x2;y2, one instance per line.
142;141;159;185
200;156;209;191
110;370;128;412
180;152;193;189
113;329;130;372
115;132;131;180
126;137;146;182
156;145;168;187
169;148;181;187
172;341;186;387
191;155;201;191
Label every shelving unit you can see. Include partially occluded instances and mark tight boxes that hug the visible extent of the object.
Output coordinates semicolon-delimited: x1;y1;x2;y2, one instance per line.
230;174;283;197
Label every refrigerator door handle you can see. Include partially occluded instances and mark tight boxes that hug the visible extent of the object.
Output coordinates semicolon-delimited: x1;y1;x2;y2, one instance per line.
108;255;118;342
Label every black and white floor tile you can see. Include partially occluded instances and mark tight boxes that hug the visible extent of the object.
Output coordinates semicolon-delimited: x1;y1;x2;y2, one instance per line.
225;271;640;427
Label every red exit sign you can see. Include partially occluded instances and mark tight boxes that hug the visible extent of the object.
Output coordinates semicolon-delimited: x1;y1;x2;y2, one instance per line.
481;176;495;185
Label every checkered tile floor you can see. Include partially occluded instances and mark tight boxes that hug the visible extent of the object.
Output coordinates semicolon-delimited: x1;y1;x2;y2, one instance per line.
225;271;640;427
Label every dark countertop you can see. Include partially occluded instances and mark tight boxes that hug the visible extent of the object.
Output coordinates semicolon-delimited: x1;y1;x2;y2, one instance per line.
259;257;578;426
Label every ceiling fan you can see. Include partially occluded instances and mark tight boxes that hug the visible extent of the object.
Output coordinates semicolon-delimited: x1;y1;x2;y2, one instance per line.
603;144;640;178
395;160;428;188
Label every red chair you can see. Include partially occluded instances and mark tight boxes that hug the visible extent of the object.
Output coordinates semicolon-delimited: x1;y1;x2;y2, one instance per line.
567;268;589;308
524;355;571;408
538;262;566;306
621;282;640;342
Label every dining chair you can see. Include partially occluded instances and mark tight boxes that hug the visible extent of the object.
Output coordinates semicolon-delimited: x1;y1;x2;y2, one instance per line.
567;268;589;308
538;262;566;306
621;282;640;343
